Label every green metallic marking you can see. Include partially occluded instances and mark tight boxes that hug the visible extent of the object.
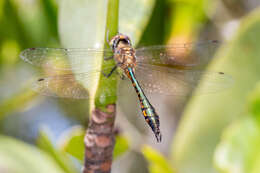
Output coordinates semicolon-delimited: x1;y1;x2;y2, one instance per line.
127;67;161;142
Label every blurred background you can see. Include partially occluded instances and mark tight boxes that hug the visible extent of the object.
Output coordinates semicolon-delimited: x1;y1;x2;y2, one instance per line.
1;0;260;173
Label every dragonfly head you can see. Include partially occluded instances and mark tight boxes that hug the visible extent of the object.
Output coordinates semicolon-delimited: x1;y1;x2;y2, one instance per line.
109;33;132;51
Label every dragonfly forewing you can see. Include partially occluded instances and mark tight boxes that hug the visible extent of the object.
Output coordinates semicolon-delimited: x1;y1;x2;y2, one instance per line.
136;40;219;67
20;48;113;72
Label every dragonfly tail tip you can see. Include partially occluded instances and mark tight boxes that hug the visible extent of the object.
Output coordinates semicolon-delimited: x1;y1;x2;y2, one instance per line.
155;131;162;143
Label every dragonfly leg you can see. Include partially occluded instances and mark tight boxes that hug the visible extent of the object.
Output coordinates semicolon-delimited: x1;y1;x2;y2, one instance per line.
102;65;117;78
119;73;126;80
115;62;127;80
117;71;126;80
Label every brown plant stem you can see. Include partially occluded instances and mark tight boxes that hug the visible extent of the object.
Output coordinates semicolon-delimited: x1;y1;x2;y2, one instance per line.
82;104;116;173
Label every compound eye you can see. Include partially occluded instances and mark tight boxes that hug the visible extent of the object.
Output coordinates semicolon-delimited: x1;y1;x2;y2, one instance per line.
125;37;131;45
121;38;131;46
117;38;129;45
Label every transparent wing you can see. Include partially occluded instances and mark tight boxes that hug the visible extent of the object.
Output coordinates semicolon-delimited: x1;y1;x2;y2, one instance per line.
31;64;232;99
33;74;89;99
135;40;219;67
20;48;113;71
135;64;233;96
32;68;118;99
32;59;119;99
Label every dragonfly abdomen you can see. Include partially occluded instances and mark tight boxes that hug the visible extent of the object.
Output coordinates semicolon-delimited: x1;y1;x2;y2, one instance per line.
127;67;162;142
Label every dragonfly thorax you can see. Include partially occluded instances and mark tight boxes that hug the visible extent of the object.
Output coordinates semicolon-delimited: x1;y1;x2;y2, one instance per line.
110;34;137;72
114;46;136;72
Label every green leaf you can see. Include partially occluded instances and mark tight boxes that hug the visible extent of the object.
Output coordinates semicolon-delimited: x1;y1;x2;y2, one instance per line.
214;82;260;173
214;116;260;173
248;82;260;123
2;0;30;46
251;155;260;173
0;135;65;173
113;135;129;159
0;39;20;66
142;145;176;173
171;7;260;173
0;87;37;120
58;126;129;161
40;0;58;38
166;0;216;42
58;126;85;162
37;129;79;173
119;0;156;45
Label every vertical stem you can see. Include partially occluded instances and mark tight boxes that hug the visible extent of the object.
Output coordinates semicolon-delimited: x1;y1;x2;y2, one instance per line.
83;0;119;172
82;104;116;173
105;0;119;45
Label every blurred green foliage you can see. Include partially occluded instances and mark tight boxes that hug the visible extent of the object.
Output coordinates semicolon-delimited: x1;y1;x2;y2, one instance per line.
0;0;260;173
0;0;59;119
142;145;176;173
57;126;129;162
58;126;86;162
248;82;260;122
172;7;260;173
0;135;65;173
37;129;79;173
214;82;260;173
214;116;260;173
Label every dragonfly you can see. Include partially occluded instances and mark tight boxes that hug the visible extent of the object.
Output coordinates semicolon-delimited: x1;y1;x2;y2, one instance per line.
20;34;232;142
